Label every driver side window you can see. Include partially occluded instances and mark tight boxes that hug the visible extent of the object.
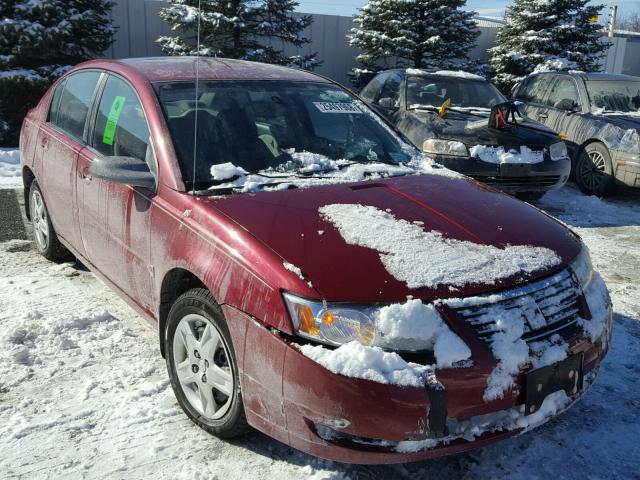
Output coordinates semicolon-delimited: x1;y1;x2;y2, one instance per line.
377;72;403;110
546;77;580;109
360;72;390;103
92;75;150;163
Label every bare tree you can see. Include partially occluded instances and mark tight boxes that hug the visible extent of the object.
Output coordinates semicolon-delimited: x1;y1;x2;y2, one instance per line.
617;12;640;32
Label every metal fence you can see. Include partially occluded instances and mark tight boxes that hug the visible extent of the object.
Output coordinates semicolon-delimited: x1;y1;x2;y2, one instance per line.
104;0;640;86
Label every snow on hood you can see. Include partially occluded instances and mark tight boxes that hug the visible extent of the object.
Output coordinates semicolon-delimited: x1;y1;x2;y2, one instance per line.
318;203;561;290
470;144;545;165
209;171;581;303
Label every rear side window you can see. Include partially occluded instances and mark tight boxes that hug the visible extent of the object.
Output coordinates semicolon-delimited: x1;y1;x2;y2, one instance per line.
360;72;390;102
92;75;150;162
47;79;66;124
54;71;101;140
515;75;553;104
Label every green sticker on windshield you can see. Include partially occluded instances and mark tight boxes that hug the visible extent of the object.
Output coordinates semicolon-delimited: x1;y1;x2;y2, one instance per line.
102;95;126;146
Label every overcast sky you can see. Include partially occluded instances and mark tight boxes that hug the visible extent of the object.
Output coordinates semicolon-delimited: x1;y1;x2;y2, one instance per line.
296;0;640;21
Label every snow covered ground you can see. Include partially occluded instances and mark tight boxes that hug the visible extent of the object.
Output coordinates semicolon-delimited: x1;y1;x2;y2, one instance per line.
1;184;639;479
0;149;22;188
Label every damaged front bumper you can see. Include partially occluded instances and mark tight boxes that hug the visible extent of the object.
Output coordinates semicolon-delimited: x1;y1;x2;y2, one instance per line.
433;154;571;193
233;301;612;465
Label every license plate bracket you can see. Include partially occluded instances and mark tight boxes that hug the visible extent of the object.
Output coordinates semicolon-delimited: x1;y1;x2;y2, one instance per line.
525;353;583;416
500;163;531;175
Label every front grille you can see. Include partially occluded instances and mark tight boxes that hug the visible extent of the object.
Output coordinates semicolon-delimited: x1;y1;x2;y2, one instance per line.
472;175;560;188
449;269;582;344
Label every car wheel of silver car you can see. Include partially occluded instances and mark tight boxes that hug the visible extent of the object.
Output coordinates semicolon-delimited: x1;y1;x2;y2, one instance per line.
165;288;250;438
576;143;615;197
29;180;70;261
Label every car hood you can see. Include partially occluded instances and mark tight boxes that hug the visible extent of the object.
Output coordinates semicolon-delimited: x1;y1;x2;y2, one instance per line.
403;109;559;148
207;174;580;303
591;112;640;130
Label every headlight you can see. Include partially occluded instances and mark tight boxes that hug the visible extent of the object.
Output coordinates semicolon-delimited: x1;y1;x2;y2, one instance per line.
284;293;377;347
570;246;593;289
422;139;469;157
284;293;449;351
549;141;568;161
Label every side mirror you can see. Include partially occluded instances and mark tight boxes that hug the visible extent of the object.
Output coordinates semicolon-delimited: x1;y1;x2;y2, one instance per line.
90;156;156;190
377;97;397;110
554;98;578;111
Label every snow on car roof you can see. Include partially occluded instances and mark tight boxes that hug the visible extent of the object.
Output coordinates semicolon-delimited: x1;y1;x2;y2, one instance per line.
405;68;485;81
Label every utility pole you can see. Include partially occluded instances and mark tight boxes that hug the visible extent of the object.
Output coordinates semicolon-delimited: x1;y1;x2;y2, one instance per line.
608;4;618;37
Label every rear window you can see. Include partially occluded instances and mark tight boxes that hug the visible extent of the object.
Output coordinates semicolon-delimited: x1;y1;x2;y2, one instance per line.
406;76;505;109
154;80;413;190
54;71;101;140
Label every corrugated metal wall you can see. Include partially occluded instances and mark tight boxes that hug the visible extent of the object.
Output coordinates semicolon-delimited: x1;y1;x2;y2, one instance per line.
104;0;638;85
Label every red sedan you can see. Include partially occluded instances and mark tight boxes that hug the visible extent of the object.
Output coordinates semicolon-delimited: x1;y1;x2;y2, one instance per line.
19;57;612;464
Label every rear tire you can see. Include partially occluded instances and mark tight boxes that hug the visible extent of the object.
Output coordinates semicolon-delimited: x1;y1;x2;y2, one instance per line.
576;143;616;196
515;191;545;202
165;288;250;439
29;181;70;261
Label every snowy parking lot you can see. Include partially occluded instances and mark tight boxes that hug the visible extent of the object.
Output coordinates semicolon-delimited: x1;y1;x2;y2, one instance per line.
1;165;640;479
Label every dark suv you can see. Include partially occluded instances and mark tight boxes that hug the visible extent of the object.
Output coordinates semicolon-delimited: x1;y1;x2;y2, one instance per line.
512;71;640;196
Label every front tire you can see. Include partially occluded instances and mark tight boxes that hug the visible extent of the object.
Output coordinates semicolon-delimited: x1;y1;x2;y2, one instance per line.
165;288;249;438
29;181;70;261
576;143;616;196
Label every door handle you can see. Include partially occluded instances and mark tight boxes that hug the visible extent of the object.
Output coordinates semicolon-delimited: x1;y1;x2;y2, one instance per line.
40;137;49;151
538;113;548;119
80;167;92;181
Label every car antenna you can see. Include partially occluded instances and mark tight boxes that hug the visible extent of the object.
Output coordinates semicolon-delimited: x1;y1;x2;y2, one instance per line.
191;0;202;194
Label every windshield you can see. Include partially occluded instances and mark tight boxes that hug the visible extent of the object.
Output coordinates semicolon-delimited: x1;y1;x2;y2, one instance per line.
586;80;640;113
406;76;506;110
153;80;416;190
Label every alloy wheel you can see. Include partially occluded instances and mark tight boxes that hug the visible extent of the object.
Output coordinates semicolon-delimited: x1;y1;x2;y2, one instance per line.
172;313;234;420
579;150;607;192
30;189;49;251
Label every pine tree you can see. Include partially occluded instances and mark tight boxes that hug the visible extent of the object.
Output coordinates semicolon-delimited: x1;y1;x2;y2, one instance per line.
158;0;319;69
348;0;481;82
490;0;607;92
0;0;115;146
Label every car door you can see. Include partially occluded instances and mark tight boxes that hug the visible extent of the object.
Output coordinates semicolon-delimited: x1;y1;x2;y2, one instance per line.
513;73;555;127
34;71;101;256
543;75;584;157
76;73;156;311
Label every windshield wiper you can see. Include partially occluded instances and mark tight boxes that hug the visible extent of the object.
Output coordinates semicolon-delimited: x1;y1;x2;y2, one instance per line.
194;181;299;196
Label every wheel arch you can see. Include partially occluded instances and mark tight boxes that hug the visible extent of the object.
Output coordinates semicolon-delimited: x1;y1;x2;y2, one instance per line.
578;138;609;157
22;166;36;220
158;267;210;357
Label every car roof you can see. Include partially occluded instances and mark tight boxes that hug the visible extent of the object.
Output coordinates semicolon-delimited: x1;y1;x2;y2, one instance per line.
534;71;640;82
376;68;488;82
71;57;330;83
